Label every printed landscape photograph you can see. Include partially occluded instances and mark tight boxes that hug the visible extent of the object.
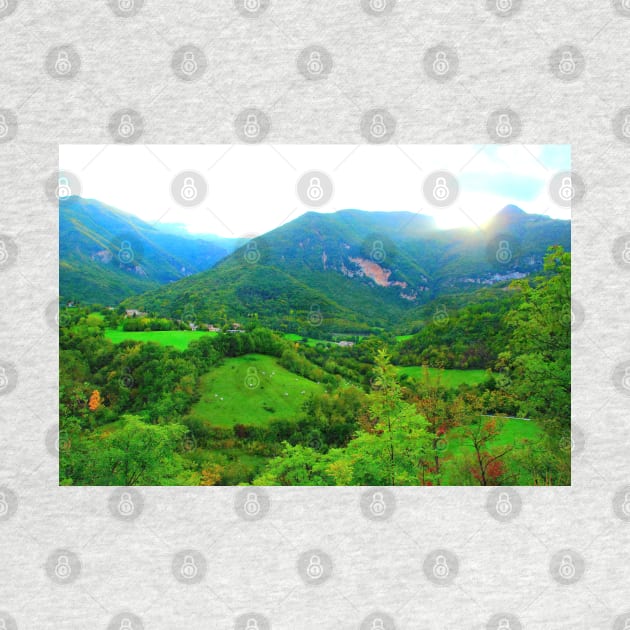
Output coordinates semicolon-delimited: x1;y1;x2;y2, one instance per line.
58;144;572;487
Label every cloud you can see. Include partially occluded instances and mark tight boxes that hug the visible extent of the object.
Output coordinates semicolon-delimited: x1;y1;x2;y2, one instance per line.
60;144;571;237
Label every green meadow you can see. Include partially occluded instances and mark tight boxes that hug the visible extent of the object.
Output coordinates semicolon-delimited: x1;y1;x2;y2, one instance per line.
104;328;217;350
187;354;325;428
398;365;491;388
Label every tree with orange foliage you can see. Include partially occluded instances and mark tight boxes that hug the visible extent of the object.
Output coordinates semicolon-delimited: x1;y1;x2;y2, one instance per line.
200;464;222;486
88;390;102;411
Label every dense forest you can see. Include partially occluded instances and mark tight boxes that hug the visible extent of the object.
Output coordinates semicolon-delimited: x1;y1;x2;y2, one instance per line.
60;247;571;486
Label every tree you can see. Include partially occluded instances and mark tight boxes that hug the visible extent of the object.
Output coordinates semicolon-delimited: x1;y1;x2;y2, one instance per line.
253;443;338;486
461;417;513;486
200;464;223;486
88;390;102;411
89;416;187;485
329;350;432;486
504;246;570;429
411;368;465;485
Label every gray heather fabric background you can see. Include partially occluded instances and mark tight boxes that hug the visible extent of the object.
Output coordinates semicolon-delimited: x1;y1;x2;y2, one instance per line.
1;1;629;628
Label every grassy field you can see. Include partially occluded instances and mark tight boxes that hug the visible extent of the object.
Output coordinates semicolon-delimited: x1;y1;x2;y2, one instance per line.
104;329;217;350
441;417;543;484
283;333;334;347
398;365;490;388
187;353;324;428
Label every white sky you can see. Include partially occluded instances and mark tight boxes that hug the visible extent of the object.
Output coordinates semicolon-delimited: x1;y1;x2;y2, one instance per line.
60;144;570;237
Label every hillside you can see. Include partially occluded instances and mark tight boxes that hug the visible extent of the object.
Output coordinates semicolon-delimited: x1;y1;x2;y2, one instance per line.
124;206;570;331
60;196;237;304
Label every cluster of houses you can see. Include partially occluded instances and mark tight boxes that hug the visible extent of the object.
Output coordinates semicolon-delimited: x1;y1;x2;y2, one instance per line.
206;324;243;333
122;309;246;334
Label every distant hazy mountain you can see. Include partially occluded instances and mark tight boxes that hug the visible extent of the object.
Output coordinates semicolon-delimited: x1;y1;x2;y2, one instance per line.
124;206;570;331
154;222;248;250
60;196;237;304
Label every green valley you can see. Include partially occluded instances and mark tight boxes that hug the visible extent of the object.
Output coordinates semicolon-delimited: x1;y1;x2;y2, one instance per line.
59;201;571;487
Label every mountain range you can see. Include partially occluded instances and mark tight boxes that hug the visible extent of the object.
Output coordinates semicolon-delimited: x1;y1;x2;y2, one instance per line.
60;196;240;304
111;203;570;332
